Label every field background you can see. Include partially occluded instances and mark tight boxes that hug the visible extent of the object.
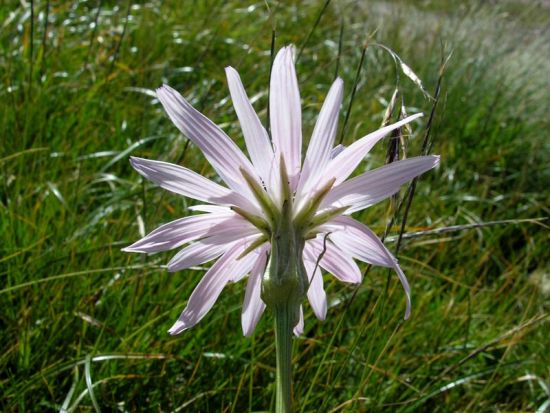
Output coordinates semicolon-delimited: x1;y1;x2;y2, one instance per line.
1;0;549;411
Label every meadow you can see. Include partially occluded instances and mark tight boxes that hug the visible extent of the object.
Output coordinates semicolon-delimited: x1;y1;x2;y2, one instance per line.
1;0;549;411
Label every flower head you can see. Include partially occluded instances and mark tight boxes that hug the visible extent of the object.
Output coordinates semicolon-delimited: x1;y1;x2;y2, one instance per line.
124;46;439;336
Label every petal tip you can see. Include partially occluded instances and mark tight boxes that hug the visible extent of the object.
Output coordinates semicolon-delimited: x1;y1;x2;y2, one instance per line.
404;304;411;320
406;112;424;122
121;246;146;254
156;84;174;98
155;86;166;96
129;155;145;167
168;321;187;335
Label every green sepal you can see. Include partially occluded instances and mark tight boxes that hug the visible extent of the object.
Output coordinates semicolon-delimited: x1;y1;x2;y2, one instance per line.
308;205;349;228
231;206;270;236
240;167;279;222
278;156;293;207
237;235;269;260
293;177;336;229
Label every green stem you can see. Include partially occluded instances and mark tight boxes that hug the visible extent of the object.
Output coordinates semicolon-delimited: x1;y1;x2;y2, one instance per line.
274;304;293;413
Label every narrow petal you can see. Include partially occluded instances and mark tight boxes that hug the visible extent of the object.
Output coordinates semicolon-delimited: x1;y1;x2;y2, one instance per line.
303;256;327;321
298;78;344;196
130;157;228;200
230;242;269;282
321;216;411;319
169;238;262;334
129;157;258;213
323;113;423;185
188;204;232;214
293;306;304;336
330;144;345;159
241;246;269;336
321;217;394;266
123;211;248;254
156;85;263;198
270;46;302;187
167;233;262;272
225;67;274;185
266;152;283;207
322;155;440;213
305;237;362;284
166;240;229;272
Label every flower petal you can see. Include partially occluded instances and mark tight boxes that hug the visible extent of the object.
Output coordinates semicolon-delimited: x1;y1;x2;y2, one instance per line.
156;85;263;198
270;46;302;187
188;204;232;214
298;78;343;196
323;113;423;185
293;306;304;336
123;211;248;254
129;156;257;212
225;67;274;185
322;155;440;213
303;255;327;321
168;238;262;335
322;216;411;319
305;237;362;284
167;232;261;272
330;144;345;159
230;242;269;283
241;246;269;336
166;240;229;272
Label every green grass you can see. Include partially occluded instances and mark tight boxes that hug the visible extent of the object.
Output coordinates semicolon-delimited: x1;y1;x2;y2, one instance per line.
1;0;549;411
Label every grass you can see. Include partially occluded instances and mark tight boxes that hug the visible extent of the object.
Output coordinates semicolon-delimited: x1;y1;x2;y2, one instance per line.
1;0;549;411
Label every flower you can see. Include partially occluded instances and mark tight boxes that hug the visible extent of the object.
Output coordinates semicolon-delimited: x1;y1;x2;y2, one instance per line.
124;46;439;337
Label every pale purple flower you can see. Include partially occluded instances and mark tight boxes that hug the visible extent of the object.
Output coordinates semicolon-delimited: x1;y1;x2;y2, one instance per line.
124;46;439;336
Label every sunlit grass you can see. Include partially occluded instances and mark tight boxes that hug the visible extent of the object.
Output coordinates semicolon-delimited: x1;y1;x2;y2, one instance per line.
1;0;548;411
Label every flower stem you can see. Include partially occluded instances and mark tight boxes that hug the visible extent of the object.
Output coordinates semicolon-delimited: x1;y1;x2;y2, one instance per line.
274;303;293;413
